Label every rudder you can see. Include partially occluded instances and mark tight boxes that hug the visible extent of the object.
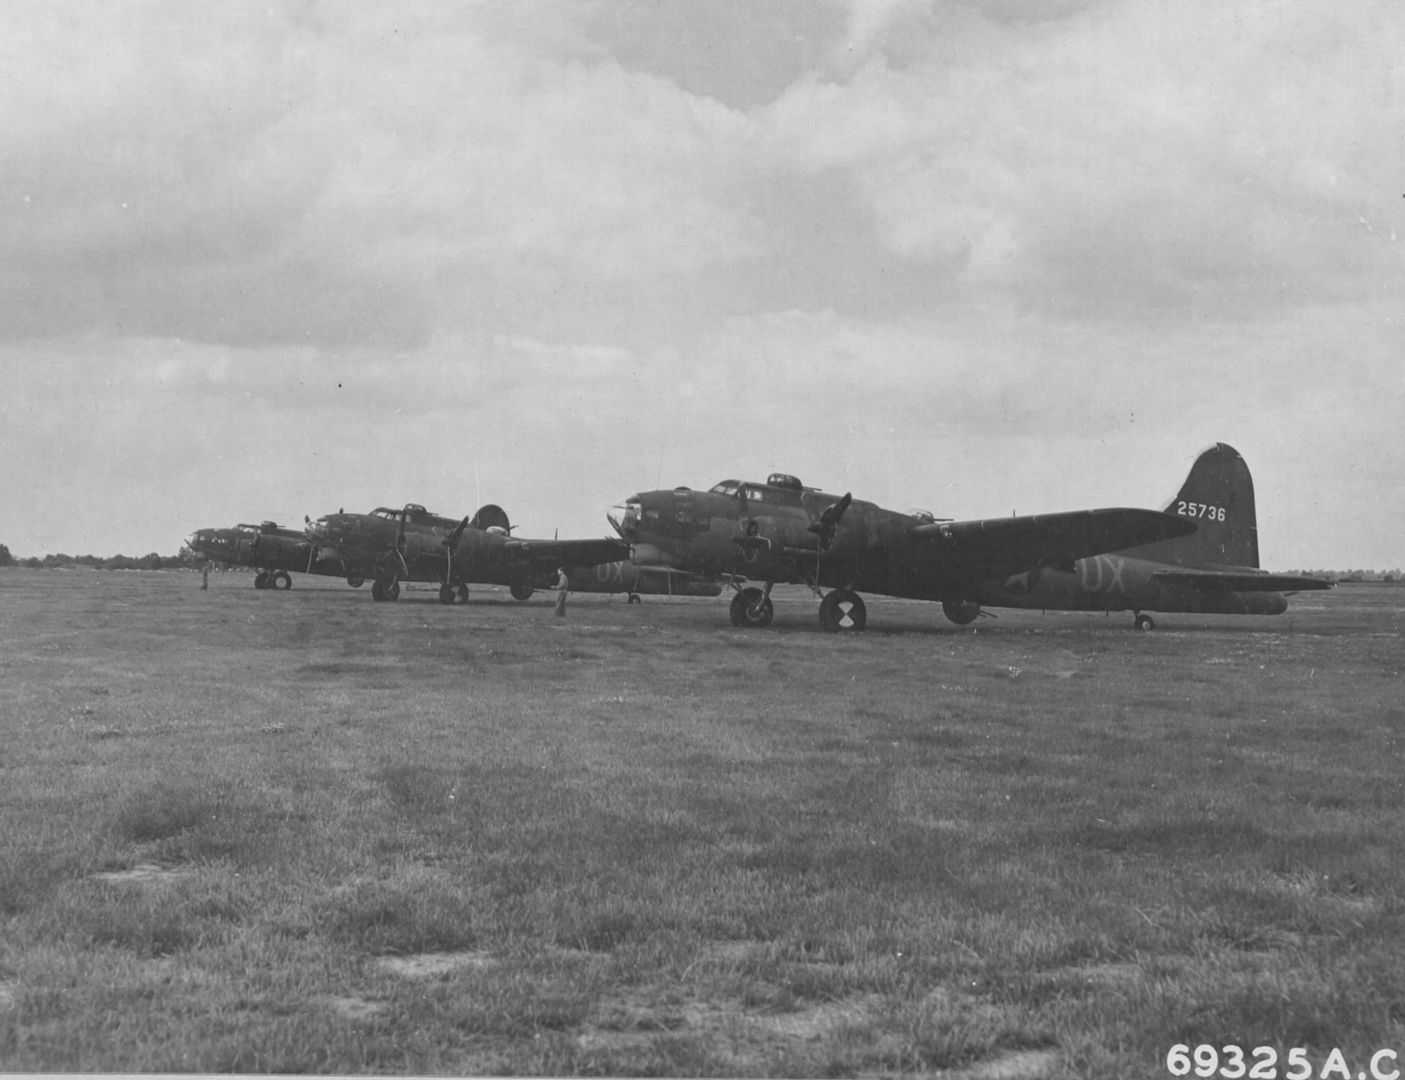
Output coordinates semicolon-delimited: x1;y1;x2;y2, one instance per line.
1120;443;1260;568
470;504;512;534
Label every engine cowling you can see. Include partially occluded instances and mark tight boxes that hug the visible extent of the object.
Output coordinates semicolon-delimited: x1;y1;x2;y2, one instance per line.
942;599;981;625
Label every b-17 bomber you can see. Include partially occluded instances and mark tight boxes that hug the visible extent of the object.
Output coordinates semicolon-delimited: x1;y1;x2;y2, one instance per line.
305;502;628;604
609;468;1200;632
609;444;1331;632
186;521;351;590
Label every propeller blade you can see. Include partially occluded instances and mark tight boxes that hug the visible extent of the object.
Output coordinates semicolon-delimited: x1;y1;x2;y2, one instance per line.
444;516;470;551
821;492;852;529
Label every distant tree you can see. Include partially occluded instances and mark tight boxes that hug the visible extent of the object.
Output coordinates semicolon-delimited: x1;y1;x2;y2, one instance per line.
142;553;163;570
21;557;41;569
0;543;12;568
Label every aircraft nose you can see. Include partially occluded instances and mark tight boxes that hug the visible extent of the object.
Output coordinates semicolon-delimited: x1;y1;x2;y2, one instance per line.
306;516;329;542
608;497;641;540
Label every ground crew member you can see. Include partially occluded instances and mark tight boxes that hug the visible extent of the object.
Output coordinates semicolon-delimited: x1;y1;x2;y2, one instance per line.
202;560;214;590
554;567;569;616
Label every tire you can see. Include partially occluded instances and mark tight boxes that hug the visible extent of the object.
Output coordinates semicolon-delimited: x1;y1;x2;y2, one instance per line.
372;579;387;602
386;581;400;601
819;589;867;632
439;584;456;605
510;583;534;602
254;571;270;590
942;599;980;625
272;571;292;590
347;576;365;588
729;586;773;628
1134;612;1155;631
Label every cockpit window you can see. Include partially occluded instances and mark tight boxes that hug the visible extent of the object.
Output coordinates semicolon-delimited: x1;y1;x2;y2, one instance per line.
709;481;740;496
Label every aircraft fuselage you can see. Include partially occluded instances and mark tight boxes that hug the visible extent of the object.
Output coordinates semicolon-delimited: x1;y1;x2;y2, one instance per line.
972;554;1288;616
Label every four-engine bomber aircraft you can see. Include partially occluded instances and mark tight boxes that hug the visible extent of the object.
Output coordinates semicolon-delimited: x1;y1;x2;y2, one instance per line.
608;471;1199;632
187;521;349;589
951;443;1333;629
305;502;628;603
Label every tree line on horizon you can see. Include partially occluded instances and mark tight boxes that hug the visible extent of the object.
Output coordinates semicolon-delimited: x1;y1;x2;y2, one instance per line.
0;542;1399;582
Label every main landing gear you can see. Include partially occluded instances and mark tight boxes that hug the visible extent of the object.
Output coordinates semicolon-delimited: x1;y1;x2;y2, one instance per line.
371;578;401;602
729;586;774;627
727;583;868;632
1134;611;1155;631
253;570;292;590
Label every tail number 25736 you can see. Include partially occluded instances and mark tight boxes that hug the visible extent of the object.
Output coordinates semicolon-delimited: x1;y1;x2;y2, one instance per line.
1177;501;1226;522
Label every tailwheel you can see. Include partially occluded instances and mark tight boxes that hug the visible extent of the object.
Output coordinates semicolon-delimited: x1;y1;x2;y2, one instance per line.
729;586;774;628
253;571;271;590
272;571;292;590
1134;612;1155;631
819;589;866;633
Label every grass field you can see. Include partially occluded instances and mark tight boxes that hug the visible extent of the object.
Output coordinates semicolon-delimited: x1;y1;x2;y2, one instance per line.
0;568;1401;1077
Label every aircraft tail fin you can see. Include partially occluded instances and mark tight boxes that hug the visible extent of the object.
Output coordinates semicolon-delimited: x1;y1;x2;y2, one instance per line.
1119;443;1261;568
470;504;512;534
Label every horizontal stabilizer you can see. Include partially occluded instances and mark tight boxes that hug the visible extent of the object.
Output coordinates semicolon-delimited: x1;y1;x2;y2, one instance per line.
910;507;1197;571
1150;569;1334;592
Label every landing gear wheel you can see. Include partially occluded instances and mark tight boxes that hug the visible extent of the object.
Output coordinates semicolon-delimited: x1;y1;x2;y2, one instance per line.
272;571;292;590
372;579;400;602
347;576;365;588
819;589;867;633
439;584;456;605
1134;612;1155;631
510;583;533;602
729;586;774;628
254;571;270;590
372;579;387;602
627;593;641;604
386;581;400;602
457;584;469;603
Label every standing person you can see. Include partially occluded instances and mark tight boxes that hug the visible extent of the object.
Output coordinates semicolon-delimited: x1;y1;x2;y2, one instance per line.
553;567;569;617
201;560;214;590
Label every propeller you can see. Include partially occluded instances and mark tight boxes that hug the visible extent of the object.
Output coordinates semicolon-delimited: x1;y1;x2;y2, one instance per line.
385;506;410;579
733;486;767;564
441;516;471;583
806;492;852;594
808;492;852;551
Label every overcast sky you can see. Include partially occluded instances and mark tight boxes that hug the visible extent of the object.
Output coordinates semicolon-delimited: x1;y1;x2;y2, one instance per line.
2;0;1400;569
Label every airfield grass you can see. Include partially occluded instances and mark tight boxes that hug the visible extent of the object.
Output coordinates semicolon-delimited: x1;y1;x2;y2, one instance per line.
0;569;1401;1076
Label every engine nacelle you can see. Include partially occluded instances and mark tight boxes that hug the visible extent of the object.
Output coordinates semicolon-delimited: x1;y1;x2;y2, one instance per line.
734;515;815;576
942;599;981;625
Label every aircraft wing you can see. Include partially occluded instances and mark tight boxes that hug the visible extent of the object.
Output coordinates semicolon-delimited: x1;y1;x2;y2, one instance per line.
1150;569;1334;592
909;508;1197;576
503;537;631;569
